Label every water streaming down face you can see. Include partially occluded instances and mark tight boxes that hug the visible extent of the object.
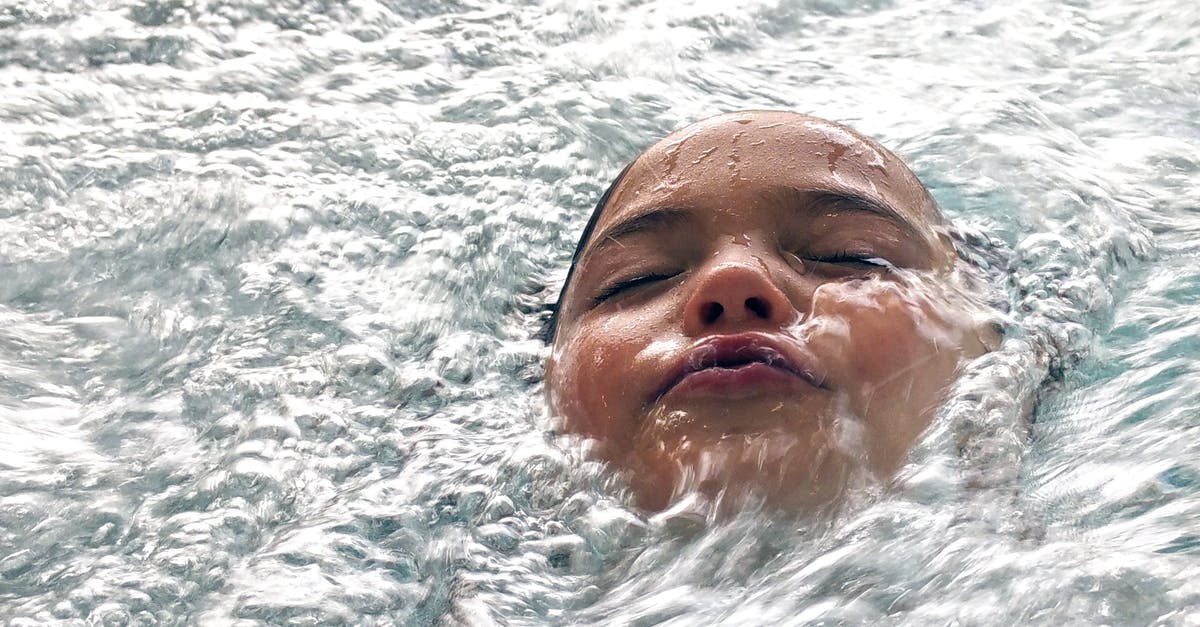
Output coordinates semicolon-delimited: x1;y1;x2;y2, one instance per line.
0;0;1196;624
546;111;997;515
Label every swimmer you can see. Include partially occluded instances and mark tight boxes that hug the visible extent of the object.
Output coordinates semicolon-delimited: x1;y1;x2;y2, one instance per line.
544;111;997;515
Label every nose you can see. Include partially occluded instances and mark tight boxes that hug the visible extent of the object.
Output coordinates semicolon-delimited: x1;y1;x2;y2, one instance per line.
683;253;797;335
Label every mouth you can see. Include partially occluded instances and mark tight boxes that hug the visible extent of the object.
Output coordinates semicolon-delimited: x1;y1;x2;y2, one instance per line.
654;333;826;402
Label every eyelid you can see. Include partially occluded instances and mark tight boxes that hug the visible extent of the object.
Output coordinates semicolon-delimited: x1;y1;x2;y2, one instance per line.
592;271;679;304
788;250;898;275
817;253;895;269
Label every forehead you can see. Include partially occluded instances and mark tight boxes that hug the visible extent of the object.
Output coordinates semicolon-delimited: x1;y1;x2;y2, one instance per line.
595;112;943;236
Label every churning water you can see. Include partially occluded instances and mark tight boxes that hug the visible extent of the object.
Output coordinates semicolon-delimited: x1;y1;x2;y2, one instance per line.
1;0;1198;624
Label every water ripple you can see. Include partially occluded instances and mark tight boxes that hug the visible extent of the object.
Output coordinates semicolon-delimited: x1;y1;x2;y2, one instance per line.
1;0;1198;624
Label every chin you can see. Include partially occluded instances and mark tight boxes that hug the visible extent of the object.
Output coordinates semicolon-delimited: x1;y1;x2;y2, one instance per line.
622;410;871;516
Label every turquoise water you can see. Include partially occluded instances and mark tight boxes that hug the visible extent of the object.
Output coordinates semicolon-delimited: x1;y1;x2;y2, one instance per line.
1;0;1197;624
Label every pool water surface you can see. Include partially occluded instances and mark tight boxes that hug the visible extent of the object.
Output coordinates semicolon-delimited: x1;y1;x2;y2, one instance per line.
1;0;1198;624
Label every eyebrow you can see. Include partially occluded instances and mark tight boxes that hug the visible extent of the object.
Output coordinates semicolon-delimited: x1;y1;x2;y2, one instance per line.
579;186;931;266
769;185;918;230
583;207;693;259
763;185;934;245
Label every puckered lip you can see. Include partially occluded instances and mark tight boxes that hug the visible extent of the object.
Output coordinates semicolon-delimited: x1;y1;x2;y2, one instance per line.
653;332;828;403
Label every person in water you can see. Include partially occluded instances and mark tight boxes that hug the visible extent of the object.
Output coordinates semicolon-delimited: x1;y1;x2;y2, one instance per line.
544;110;996;515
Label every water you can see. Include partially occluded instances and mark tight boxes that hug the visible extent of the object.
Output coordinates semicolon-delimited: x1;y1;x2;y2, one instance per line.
0;0;1197;624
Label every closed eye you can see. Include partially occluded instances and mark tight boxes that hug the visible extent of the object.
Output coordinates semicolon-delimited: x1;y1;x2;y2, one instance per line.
813;253;895;270
798;251;897;277
593;272;678;304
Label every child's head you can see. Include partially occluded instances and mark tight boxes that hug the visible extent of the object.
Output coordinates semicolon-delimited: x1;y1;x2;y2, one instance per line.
546;111;994;513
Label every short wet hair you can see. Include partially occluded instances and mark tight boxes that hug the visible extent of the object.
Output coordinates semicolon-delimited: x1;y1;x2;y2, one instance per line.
541;162;635;344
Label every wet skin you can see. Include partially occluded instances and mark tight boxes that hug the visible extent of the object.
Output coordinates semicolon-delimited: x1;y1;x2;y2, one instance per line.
546;111;992;513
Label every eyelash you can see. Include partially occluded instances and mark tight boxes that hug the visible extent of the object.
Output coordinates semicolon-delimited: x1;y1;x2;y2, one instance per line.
592;252;893;305
594;272;678;303
810;251;894;270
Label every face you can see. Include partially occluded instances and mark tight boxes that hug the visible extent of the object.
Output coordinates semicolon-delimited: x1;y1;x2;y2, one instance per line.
547;111;992;514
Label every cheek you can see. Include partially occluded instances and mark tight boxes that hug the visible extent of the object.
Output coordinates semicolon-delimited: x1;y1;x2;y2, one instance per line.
806;279;976;422
548;310;665;443
805;279;980;473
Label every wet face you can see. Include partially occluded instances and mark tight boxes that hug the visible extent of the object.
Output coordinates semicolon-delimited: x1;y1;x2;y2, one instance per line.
547;111;991;513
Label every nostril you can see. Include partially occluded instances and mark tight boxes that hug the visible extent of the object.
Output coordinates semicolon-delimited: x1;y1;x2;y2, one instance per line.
745;297;770;318
700;302;724;324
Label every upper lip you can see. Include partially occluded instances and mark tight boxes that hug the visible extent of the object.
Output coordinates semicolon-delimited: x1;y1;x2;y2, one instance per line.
654;332;827;401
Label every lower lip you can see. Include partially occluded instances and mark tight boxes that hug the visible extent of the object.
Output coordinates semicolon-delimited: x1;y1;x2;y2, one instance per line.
662;362;816;400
